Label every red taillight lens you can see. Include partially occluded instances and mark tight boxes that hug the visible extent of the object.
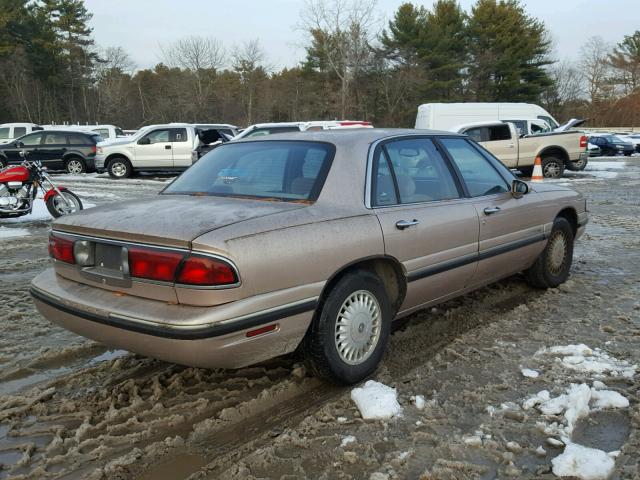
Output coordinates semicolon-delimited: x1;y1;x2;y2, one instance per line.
128;247;184;282
176;256;238;286
48;234;75;264
91;145;97;153
580;135;587;148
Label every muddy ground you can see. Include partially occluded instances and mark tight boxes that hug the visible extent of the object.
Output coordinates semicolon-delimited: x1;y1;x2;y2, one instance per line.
0;160;639;479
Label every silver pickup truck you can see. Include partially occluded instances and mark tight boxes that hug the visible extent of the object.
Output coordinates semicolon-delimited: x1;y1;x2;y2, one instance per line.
455;121;589;178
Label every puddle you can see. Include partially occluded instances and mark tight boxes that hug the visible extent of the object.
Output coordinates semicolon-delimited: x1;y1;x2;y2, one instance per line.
572;410;631;452
136;453;209;480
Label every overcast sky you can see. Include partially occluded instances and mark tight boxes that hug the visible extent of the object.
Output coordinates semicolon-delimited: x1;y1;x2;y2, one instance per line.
84;0;640;71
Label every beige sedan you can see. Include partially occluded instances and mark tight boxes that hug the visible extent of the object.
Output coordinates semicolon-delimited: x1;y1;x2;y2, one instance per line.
31;129;588;384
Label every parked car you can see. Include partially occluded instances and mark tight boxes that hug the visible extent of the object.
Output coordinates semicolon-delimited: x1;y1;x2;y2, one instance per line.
95;123;199;178
588;142;602;157
0;123;43;145
618;133;640;153
415;102;585;133
588;135;635;156
455;121;589;177
232;120;373;140
0;130;102;173
193;123;239;137
31;129;587;384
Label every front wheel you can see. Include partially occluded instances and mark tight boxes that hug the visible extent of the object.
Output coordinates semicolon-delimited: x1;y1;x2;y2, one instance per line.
45;190;83;218
303;270;392;384
524;217;574;289
107;157;132;179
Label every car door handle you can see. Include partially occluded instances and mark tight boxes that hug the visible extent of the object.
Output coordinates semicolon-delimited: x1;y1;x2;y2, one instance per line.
484;207;501;215
396;219;419;230
165;145;171;150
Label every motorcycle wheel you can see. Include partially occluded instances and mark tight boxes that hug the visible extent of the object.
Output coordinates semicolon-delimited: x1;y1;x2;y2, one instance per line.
46;190;83;218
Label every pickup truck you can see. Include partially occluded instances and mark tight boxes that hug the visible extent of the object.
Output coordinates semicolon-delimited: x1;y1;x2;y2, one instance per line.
454;121;589;178
95;123;234;178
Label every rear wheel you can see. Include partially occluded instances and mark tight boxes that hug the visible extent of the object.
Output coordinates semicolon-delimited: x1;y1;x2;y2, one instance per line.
525;217;574;288
541;156;564;178
65;157;86;175
45;190;83;218
107;157;132;179
303;270;392;384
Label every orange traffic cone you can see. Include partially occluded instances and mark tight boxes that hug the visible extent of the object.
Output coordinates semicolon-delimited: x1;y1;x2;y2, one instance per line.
531;156;544;182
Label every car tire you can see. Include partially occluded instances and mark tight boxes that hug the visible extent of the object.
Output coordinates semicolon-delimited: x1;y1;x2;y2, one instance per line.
65;157;86;175
565;157;588;171
524;217;574;289
541;156;564;178
303;270;392;384
107;157;132;179
45;190;83;218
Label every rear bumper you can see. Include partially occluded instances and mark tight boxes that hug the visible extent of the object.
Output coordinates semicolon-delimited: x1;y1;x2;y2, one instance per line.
95;154;106;170
31;269;316;369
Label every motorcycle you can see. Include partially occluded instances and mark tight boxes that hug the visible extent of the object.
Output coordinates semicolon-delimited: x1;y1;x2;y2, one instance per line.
0;159;83;219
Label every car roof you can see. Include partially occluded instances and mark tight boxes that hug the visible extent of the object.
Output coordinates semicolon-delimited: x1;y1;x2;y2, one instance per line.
236;128;461;145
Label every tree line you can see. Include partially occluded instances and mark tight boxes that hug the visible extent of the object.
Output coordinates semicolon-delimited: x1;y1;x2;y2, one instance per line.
0;0;639;129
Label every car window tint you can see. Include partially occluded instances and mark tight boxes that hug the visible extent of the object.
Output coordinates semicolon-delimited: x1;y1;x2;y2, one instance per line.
382;138;459;204
14;127;26;137
0;128;9;139
44;132;67;145
164;141;333;201
21;133;43;146
464;128;483;142
171;128;188;142
67;133;89;145
441;138;510;197
93;128;109;137
487;124;511;141
372;149;398;207
144;129;171;144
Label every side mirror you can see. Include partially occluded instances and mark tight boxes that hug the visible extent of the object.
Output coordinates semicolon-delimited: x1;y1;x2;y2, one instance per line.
16;141;24;148
138;137;150;145
511;179;529;198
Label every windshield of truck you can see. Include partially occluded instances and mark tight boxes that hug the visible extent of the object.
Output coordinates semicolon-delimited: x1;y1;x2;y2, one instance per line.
163;141;335;202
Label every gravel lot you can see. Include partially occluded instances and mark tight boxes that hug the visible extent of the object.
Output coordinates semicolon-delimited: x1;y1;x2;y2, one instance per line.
0;159;638;479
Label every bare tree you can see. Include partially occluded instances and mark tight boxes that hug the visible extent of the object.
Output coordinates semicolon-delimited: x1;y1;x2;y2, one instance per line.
300;0;378;118
579;36;614;105
233;39;269;125
162;36;225;72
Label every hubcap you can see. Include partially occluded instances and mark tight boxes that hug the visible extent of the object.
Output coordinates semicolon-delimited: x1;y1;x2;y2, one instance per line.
543;162;561;178
67;160;83;174
547;231;567;275
52;192;80;215
334;290;381;365
111;162;127;177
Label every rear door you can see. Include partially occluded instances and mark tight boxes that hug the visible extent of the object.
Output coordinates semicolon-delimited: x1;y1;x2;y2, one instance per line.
372;137;479;314
170;127;192;167
440;138;545;288
40;132;69;169
134;128;173;169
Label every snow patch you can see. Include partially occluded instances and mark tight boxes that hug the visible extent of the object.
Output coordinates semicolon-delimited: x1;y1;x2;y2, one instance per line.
340;435;356;447
551;443;615;480
536;344;636;379
351;381;402;420
412;395;426;410
585;161;626;170
0;226;30;239
521;368;540;378
590;388;629;409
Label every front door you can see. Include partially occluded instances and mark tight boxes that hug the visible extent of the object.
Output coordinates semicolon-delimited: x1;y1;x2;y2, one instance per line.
134;128;173;169
439;137;545;288
8;132;44;164
371;137;479;315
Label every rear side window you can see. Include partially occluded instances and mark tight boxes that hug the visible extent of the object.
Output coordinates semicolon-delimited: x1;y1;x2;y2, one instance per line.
0;128;9;139
163;141;334;201
93;128;109;137
373;138;460;206
14;127;26;137
171;128;188;142
67;133;90;145
487;124;511;141
43;132;67;145
441;138;509;197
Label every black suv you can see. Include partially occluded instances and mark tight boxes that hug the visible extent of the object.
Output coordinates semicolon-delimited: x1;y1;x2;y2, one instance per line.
588;135;635;156
0;130;102;174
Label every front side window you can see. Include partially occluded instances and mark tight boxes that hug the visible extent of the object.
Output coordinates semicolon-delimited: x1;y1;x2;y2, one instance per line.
537;115;558;129
0;128;9;139
373;138;460;206
20;133;43;146
163;141;334;202
464;128;483;143
487;124;511;141
441;138;509;197
141;129;171;144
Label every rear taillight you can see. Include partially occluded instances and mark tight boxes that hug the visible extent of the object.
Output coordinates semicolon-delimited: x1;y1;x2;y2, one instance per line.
127;247;238;286
128;247;184;282
580;135;587;148
177;256;238;286
48;234;75;264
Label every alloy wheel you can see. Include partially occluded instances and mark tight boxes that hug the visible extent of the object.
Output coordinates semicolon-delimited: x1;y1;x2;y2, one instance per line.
67;159;84;175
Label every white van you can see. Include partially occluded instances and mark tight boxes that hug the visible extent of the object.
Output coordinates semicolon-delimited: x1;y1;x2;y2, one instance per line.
0;123;43;144
415;103;573;133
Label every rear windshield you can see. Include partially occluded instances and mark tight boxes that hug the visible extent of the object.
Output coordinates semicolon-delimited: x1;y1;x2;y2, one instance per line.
163;141;335;202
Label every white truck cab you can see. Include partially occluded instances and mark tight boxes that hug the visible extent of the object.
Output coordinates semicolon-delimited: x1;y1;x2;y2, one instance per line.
95;123;198;178
0;123;43;144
